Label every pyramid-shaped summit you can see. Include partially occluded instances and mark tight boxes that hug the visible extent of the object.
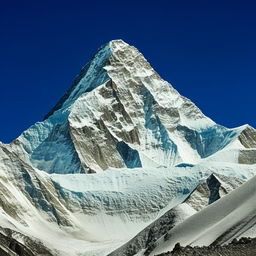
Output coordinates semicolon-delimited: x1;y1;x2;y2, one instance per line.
15;39;256;174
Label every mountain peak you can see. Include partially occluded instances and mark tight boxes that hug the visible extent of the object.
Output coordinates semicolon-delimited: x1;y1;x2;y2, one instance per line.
109;39;127;44
44;42;112;120
16;40;256;175
44;39;132;120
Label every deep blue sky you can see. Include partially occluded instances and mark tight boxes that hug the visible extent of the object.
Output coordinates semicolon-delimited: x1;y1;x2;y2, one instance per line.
0;0;255;143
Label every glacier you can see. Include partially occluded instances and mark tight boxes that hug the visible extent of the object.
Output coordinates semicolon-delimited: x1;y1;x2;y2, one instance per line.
0;39;255;256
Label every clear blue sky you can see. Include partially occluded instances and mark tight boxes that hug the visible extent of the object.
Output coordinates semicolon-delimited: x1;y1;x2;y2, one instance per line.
0;0;255;143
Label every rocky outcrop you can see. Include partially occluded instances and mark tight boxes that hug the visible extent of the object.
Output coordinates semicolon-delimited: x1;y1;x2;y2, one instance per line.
0;227;53;256
238;126;256;148
156;237;256;256
239;149;256;164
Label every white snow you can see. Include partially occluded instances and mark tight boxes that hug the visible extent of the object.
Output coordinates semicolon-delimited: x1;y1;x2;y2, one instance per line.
151;174;256;255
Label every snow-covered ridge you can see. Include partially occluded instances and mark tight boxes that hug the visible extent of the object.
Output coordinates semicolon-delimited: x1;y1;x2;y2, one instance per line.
149;174;256;255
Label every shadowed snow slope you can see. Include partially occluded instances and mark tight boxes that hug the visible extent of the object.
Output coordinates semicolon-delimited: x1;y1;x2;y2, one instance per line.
0;40;255;256
149;175;256;255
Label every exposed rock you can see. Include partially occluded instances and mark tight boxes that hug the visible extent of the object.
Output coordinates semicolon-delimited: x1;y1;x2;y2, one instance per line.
156;237;256;256
238;126;256;148
0;227;53;256
239;149;256;164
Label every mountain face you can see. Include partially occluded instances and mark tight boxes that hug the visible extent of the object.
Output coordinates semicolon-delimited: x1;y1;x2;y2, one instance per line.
0;40;256;255
14;40;256;174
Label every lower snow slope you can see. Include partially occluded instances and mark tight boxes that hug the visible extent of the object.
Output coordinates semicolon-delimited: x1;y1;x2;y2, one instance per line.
149;173;256;255
108;162;256;256
2;138;255;256
0;142;215;255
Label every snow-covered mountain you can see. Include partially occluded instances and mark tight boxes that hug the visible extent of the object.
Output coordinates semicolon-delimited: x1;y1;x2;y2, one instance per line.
0;39;255;255
15;40;256;174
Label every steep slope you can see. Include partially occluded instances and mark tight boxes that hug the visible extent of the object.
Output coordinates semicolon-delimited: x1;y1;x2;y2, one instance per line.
148;175;256;255
0;227;53;256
